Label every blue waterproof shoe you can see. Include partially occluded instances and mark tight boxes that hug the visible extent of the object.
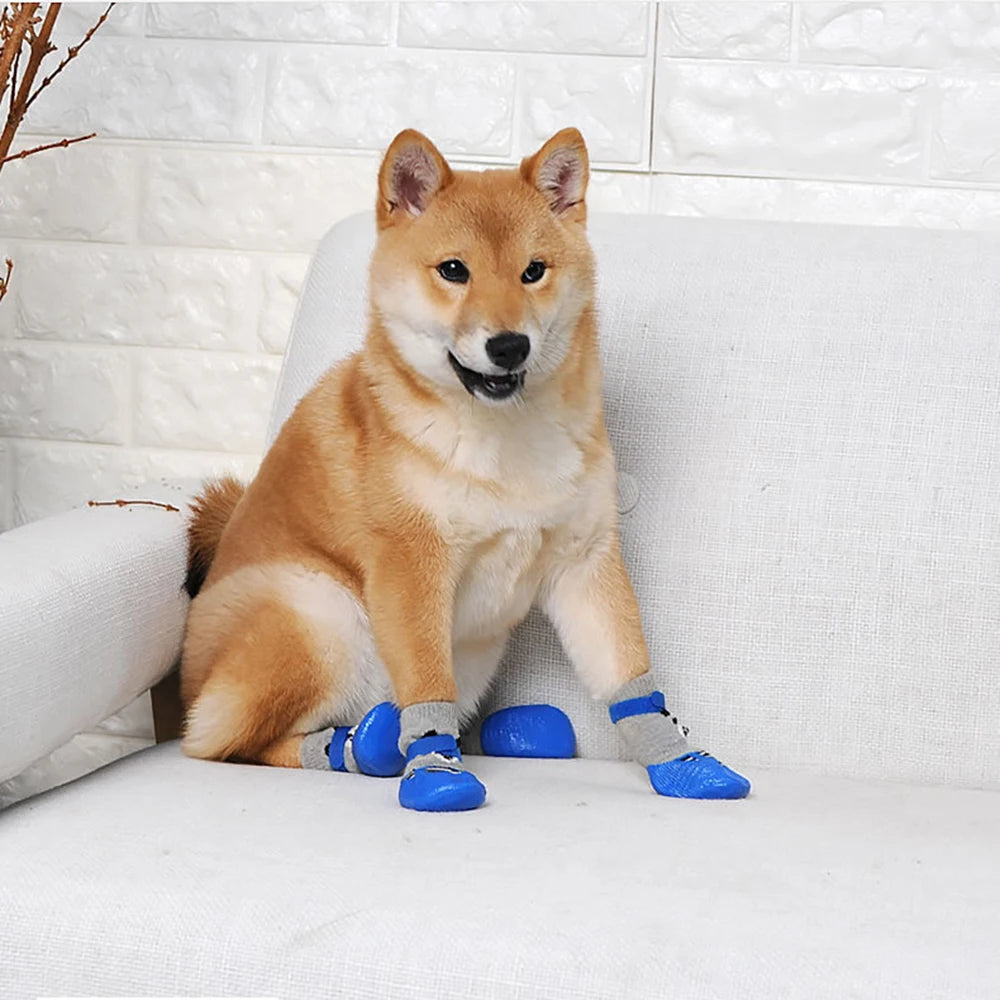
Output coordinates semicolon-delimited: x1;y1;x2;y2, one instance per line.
350;702;405;777
327;702;405;777
647;751;751;800
480;704;576;759
398;734;487;812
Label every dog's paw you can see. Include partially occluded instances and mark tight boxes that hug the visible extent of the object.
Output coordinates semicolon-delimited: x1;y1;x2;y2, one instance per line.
479;704;575;759
398;733;487;812
646;752;750;800
398;766;487;812
350;702;405;777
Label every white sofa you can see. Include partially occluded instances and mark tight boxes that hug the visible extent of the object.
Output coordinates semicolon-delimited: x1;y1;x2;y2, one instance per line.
2;213;998;999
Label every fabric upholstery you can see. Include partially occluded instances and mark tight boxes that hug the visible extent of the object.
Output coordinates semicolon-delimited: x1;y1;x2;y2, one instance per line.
2;743;998;1000
4;214;999;1000
269;213;1000;790
0;482;192;783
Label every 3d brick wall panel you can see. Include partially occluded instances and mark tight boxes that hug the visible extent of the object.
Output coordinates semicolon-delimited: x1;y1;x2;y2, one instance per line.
2;1;1000;531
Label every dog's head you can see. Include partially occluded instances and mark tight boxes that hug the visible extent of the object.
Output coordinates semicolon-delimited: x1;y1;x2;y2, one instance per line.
369;128;594;405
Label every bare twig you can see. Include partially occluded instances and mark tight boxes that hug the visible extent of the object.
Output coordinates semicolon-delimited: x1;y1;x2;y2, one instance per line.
0;129;93;162
0;257;12;304
88;499;181;513
0;3;111;304
0;2;59;165
23;1;110;113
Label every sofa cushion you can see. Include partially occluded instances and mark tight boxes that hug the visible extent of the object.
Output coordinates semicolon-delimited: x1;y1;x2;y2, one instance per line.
267;213;1000;791
3;744;997;999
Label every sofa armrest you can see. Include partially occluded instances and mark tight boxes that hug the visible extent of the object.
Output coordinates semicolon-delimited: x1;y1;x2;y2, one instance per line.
0;482;194;783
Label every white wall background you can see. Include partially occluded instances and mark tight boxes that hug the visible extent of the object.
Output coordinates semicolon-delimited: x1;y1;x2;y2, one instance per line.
3;2;1000;532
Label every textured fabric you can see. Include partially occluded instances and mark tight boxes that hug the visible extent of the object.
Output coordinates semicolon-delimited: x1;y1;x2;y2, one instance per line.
300;727;336;770
610;682;692;767
0;731;151;809
2;742;998;999
0;481;193;783
268;213;1000;790
398;700;461;751
0;692;155;808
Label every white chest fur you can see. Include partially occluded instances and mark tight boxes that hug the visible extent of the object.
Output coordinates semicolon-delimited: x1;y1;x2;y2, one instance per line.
396;391;596;644
452;526;546;641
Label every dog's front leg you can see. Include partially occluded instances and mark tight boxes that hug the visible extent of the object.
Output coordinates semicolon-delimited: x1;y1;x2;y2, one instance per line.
542;530;751;800
366;537;487;812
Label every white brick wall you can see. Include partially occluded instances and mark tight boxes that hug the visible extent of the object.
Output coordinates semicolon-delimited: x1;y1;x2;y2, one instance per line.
2;0;1000;536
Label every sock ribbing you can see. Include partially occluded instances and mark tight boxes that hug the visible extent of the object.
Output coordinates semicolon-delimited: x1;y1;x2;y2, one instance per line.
397;701;459;754
609;674;696;767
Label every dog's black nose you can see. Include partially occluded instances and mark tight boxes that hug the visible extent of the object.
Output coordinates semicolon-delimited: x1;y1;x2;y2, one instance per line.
485;331;530;370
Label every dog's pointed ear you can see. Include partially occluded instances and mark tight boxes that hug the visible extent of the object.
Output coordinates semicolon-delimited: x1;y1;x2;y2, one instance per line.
520;128;589;221
377;129;453;228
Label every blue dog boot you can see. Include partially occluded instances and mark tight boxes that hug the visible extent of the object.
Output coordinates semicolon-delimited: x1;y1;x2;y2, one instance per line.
326;703;405;777
480;704;576;758
647;752;751;800
326;726;351;772
350;702;405;777
608;674;750;801
398;734;486;812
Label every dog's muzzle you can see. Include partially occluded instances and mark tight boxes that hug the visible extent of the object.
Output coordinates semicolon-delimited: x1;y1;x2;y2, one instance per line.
448;353;525;401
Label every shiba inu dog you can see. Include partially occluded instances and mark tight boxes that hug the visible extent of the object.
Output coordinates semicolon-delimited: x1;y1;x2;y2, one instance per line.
180;127;749;811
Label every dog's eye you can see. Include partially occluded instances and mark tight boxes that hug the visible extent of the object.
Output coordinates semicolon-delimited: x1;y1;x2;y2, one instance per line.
437;259;469;284
521;260;546;284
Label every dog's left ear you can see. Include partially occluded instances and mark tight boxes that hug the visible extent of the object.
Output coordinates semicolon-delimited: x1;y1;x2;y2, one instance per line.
377;129;453;229
520;128;589;222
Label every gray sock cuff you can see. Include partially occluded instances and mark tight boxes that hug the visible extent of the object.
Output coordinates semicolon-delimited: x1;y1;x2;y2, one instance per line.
608;673;696;766
398;701;459;754
300;727;336;770
608;672;658;705
616;714;692;766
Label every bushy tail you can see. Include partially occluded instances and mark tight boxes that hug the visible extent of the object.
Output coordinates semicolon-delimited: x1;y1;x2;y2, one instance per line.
185;476;246;598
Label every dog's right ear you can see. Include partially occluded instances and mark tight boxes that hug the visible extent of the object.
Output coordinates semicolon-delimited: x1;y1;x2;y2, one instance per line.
377;130;453;229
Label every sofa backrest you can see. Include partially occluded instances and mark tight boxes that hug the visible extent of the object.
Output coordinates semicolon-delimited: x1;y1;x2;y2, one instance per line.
269;212;1000;790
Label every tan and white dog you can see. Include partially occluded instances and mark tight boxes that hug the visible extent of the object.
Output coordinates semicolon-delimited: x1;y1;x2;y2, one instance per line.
180;128;749;810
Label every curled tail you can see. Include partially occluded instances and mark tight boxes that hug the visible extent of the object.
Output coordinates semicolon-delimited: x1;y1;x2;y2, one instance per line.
185;476;246;598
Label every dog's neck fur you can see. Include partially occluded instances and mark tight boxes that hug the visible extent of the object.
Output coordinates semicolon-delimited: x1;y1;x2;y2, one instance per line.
360;311;605;489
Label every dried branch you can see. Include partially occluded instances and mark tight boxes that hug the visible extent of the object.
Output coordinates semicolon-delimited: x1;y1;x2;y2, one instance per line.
0;2;59;165
0;3;112;304
24;2;111;113
0;128;93;163
0;4;37;108
0;257;12;305
88;499;181;513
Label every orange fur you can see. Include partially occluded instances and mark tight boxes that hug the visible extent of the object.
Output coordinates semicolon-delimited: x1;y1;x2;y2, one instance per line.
185;476;245;598
180;128;651;766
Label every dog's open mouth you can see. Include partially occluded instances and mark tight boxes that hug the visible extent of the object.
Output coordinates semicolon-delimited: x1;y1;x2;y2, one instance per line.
448;353;525;401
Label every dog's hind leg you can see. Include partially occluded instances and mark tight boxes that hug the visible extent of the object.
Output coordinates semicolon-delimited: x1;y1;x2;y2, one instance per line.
181;597;333;765
255;701;404;776
183;594;404;776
